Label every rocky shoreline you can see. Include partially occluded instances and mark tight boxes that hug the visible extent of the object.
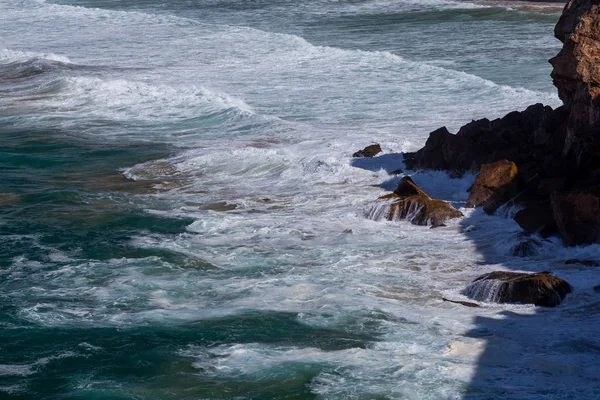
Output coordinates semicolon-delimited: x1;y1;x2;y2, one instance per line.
356;0;599;308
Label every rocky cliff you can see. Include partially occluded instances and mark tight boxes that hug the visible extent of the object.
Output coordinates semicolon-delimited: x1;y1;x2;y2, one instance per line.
551;0;600;168
403;0;600;247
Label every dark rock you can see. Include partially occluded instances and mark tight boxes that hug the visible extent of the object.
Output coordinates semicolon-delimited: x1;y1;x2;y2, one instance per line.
534;127;549;147
461;271;572;307
353;144;382;158
390;168;404;175
565;259;600;267
466;160;521;214
442;298;481;308
457;118;491;140
373;177;463;227
594;285;600;293
430;223;447;229
511;237;544;257
552;191;600;246
514;202;558;238
536;178;565;196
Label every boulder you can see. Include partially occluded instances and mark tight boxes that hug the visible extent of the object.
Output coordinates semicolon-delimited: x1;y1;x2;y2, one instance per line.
513;202;558;238
373;177;463;227
461;271;572;307
552;191;600;246
511;237;545;257
353;144;382;158
466;160;521;214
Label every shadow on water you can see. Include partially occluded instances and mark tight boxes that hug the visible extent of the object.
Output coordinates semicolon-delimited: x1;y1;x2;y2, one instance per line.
449;185;600;398
353;151;600;398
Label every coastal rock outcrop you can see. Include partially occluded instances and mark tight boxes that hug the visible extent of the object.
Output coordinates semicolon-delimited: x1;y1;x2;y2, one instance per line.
368;176;462;227
466;160;521;214
461;271;572;307
401;0;600;247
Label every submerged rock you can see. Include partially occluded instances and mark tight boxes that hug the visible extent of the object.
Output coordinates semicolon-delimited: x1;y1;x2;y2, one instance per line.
368;177;462;226
353;144;382;158
201;202;238;212
467;160;521;214
461;271;572;307
442;297;481;308
510;235;546;257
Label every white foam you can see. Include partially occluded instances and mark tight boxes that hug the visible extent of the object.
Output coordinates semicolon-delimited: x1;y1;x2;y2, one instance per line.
0;48;71;64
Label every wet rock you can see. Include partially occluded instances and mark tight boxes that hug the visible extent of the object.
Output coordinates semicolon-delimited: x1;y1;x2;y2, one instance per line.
369;177;462;227
442;298;481;308
461;271;572;307
514;202;558;238
552;191;600;246
430;223;447;229
202;202;238;211
129;161;178;180
390;168;404;175
565;259;600;267
467;160;521;214
595;285;600;293
353;144;382;158
511;236;545;257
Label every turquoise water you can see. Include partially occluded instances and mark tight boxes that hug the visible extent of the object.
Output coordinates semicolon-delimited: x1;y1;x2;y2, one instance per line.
5;1;600;399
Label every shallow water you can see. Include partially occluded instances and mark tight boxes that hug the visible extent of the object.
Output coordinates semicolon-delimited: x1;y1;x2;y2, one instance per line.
1;0;599;399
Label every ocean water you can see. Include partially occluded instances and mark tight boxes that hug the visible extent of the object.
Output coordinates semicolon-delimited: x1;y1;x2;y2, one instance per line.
2;0;600;399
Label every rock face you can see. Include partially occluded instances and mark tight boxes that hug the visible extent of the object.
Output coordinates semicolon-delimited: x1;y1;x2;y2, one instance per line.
461;271;572;307
466;160;521;214
550;0;600;163
369;177;463;226
353;144;382;158
514;203;558;238
552;191;600;246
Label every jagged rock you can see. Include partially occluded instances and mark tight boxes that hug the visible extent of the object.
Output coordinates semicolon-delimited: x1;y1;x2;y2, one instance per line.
565;259;600;266
370;177;462;227
514;202;558;238
552;191;600;246
461;271;572;307
390;168;404;175
467;160;521;214
353;144;382;158
403;104;563;177
550;0;600;162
